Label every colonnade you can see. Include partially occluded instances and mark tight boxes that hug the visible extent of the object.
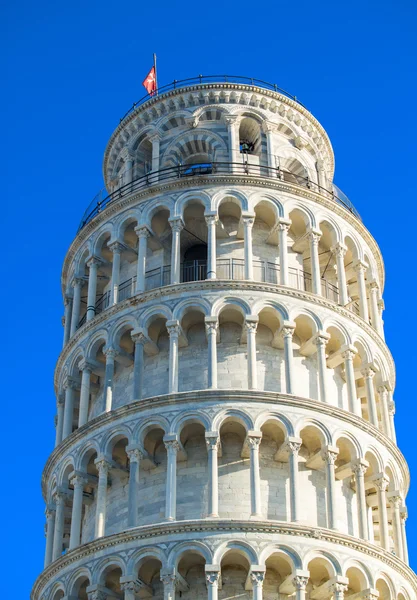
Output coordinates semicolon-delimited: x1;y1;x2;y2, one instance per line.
63;216;385;346
44;431;408;569
56;316;395;447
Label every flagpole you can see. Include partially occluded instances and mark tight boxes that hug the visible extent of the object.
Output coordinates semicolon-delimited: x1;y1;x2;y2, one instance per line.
153;53;158;95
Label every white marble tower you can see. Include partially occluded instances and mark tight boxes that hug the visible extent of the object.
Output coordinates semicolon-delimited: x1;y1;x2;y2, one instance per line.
32;76;416;600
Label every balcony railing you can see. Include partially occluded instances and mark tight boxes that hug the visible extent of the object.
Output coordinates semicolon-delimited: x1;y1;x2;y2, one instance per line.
78;162;360;232
77;260;359;329
120;75;304;122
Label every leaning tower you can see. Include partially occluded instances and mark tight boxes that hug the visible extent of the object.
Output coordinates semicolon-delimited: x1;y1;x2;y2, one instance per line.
33;76;416;600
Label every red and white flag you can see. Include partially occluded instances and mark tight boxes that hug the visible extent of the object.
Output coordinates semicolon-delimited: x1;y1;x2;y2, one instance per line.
143;66;157;95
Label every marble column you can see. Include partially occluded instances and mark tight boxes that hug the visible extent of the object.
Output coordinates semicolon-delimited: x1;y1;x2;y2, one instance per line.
131;331;146;400
94;458;110;538
388;493;404;559
78;360;93;427
55;395;65;447
250;570;265;600
375;475;389;550
44;506;56;567
69;474;87;549
263;120;275;172
205;214;218;279
135;226;150;293
109;241;123;305
86;257;101;322
124;154;134;185
245;317;258;390
293;575;309;600
70;277;83;336
248;432;262;517
205;569;220;600
369;280;382;334
388;399;397;443
287;438;302;522
205;433;220;517
164;438;179;521
278;219;291;286
307;229;322;295
205;317;218;389
361;366;378;427
127;447;143;528
63;294;73;345
62;378;77;439
166;320;180;393
322;447;339;529
342;347;359;415
52;491;65;561
103;347;117;412
150;132;160;176
352;460;369;540
378;384;391;438
281;323;295;394
354;260;369;322
169;218;183;285
225;115;240;167
243;215;255;280
400;507;409;564
160;569;176;600
331;243;348;305
331;582;349;600
314;333;329;403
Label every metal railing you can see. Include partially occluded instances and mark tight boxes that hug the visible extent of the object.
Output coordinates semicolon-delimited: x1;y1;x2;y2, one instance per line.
78;161;360;232
120;75;304;122
77;260;361;329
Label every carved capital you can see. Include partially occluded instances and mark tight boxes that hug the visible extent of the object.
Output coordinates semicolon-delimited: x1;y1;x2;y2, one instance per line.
134;225;151;239
70;473;88;489
108;240;125;254
164;439;180;454
205;434;220;451
86;256;102;269
94;457;111;475
166;320;181;337
250;570;265;586
321;447;339;465
206;571;220;586
245;318;258;334
205;214;218;227
168;217;184;233
351;460;368;477
374;475;390;492
361;365;376;379
127;447;143;463
331;242;347;258
205;317;218;335
103;346;118;360
293;575;309;591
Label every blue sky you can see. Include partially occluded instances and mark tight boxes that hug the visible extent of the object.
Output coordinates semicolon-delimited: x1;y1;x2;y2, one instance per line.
3;0;416;595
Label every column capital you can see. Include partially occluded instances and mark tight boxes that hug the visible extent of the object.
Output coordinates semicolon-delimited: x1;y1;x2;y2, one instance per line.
204;316;218;335
163;434;180;453
70;473;88;488
277;217;292;231
71;276;85;288
378;298;385;310
134;224;151;239
108;240;125;254
126;445;144;463
168;217;184;232
53;489;66;504
353;259;369;272
160;568;176;586
280;321;296;338
64;376;80;391
331;581;349;595
361;364;377;379
205;564;221;585
313;331;330;347
246;430;263;449
86;255;102;269
388;400;396;415
120;579;141;594
64;293;73;305
224;114;240;125
400;506;408;521
331;242;347;256
245;315;259;333
205;431;220;450
285;436;302;456
204;213;219;226
166;319;181;337
242;213;256;227
307;227;322;243
94;456;111;474
351;459;369;476
131;329;148;345
250;567;266;586
148;131;161;143
374;474;390;492
293;573;310;591
79;358;95;373
103;346;118;360
369;279;380;290
321;445;339;465
262;120;276;133
86;586;107;600
340;344;358;361
45;505;56;519
387;491;402;507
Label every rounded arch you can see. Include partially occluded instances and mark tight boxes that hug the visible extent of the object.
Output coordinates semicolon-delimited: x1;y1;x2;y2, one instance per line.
295;418;332;445
375;572;396;599
172;297;211;321
93;556;127;585
322;318;351;347
259;544;302;570
127;546;168;574
363;444;384;474
251;299;289;322
135;416;170;446
211;189;249;213
67;567;93;597
351;334;373;364
67;347;85;377
211;296;251;318
254;411;294;436
162;129;228;168
139;305;173;331
333;430;362;460
174;189;212;217
109;315;139;347
168;540;213;568
171;411;211;435
342;558;372;589
249;192;284;219
289;306;322;331
85;329;109;359
213;540;258;565
303;549;342;576
114;209;142;240
192;103;231;122
344;233;363;262
287;201;316;229
76;439;101;470
57;455;76;486
142;197;174;230
101;425;132;455
213;408;254;432
92;225;115;256
318;215;343;246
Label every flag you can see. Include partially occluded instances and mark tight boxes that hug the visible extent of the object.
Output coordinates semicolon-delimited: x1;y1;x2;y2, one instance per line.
143;66;157;95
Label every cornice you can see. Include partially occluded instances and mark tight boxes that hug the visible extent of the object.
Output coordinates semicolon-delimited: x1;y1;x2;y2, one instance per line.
102;82;334;178
31;519;417;599
41;389;409;500
61;176;385;295
55;281;395;391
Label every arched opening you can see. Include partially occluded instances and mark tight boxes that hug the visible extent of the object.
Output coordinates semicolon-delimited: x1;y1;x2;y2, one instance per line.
253;200;280;283
99;565;123;597
179;309;208;391
177;420;208;519
70;575;90;600
256;307;284;393
219;418;249;519
376;577;393;600
298;425;328;527
177;551;207;597
259;420;288;519
136;556;163;597
264;551;294;596
217;197;244;280
239;117;261;157
143;315;169;398
220;549;251;598
139;425;167;525
217;306;247;390
181;201;208;282
334;437;359;536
